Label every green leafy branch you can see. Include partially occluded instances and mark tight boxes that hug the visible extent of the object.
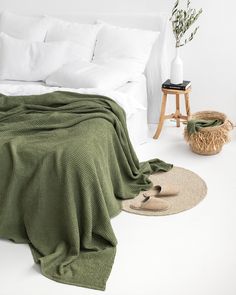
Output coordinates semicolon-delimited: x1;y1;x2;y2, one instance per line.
170;0;203;47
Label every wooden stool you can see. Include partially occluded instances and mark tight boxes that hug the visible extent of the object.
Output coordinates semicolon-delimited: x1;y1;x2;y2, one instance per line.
153;87;191;139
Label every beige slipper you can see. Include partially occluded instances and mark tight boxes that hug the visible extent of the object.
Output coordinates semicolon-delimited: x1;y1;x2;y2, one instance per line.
150;184;180;197
130;195;170;212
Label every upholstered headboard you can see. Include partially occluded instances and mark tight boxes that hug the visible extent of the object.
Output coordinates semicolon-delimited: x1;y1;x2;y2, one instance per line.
48;13;170;123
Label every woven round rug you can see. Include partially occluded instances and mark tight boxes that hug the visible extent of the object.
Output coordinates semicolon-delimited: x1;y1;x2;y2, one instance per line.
122;166;207;216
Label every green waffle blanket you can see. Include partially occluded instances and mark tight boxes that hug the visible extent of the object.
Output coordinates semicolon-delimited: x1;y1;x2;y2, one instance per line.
187;119;223;135
0;91;172;290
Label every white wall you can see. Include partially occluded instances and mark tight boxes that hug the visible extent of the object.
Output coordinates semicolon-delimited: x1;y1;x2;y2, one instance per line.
1;0;236;123
182;0;236;124
0;0;169;14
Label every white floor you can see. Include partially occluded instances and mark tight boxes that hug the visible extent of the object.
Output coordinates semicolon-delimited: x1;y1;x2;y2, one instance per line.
1;123;236;295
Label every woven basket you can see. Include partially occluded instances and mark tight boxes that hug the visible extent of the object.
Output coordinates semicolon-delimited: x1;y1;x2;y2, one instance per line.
184;111;234;155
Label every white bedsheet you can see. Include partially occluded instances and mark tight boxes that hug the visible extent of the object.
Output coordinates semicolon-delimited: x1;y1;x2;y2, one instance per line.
0;76;148;145
0;77;146;117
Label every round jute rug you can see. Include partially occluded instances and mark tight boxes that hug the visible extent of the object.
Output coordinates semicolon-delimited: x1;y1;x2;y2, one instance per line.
122;166;207;216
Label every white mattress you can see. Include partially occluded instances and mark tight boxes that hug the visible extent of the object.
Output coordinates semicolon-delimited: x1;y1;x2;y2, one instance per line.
118;75;148;146
0;76;148;146
117;75;147;109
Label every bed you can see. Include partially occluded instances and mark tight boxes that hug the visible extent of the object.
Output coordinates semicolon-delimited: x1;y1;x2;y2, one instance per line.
0;11;172;290
0;75;148;147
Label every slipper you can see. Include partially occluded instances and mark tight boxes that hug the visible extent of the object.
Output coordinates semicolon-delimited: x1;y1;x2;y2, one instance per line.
150;184;180;197
130;195;170;212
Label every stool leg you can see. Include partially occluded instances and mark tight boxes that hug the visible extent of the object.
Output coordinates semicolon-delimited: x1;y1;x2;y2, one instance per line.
153;93;167;139
175;94;180;127
184;93;191;119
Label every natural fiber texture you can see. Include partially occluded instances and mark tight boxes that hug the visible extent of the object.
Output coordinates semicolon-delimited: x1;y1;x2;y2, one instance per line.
184;111;233;155
0;91;172;290
122;167;207;216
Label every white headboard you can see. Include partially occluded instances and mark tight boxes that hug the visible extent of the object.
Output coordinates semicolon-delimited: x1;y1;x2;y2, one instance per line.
48;13;170;123
50;13;166;30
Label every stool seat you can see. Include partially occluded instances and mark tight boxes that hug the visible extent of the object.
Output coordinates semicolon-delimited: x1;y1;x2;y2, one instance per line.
153;87;191;139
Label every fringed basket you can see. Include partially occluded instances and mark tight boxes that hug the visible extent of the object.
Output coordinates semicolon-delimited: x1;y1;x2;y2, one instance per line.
184;111;234;155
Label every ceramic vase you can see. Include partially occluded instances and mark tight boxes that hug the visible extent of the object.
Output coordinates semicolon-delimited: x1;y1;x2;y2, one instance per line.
170;47;183;84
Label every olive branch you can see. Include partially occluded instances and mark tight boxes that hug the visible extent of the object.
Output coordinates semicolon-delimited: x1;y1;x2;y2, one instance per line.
170;0;203;48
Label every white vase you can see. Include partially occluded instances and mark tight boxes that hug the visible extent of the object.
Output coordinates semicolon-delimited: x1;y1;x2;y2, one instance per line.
170;47;183;84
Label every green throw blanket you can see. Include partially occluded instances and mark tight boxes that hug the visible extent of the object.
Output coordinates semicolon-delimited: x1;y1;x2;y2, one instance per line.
187;119;223;135
0;91;172;290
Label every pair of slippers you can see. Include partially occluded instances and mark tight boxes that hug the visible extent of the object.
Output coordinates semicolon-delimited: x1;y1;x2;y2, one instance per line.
130;184;180;212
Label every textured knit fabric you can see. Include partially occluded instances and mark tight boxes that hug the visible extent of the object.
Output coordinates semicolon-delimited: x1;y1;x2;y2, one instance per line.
0;91;172;290
187;119;223;135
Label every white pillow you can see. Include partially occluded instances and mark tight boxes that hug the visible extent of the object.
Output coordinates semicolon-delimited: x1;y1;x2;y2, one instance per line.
45;18;101;61
93;22;159;75
0;33;82;81
46;59;133;90
0;11;49;41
